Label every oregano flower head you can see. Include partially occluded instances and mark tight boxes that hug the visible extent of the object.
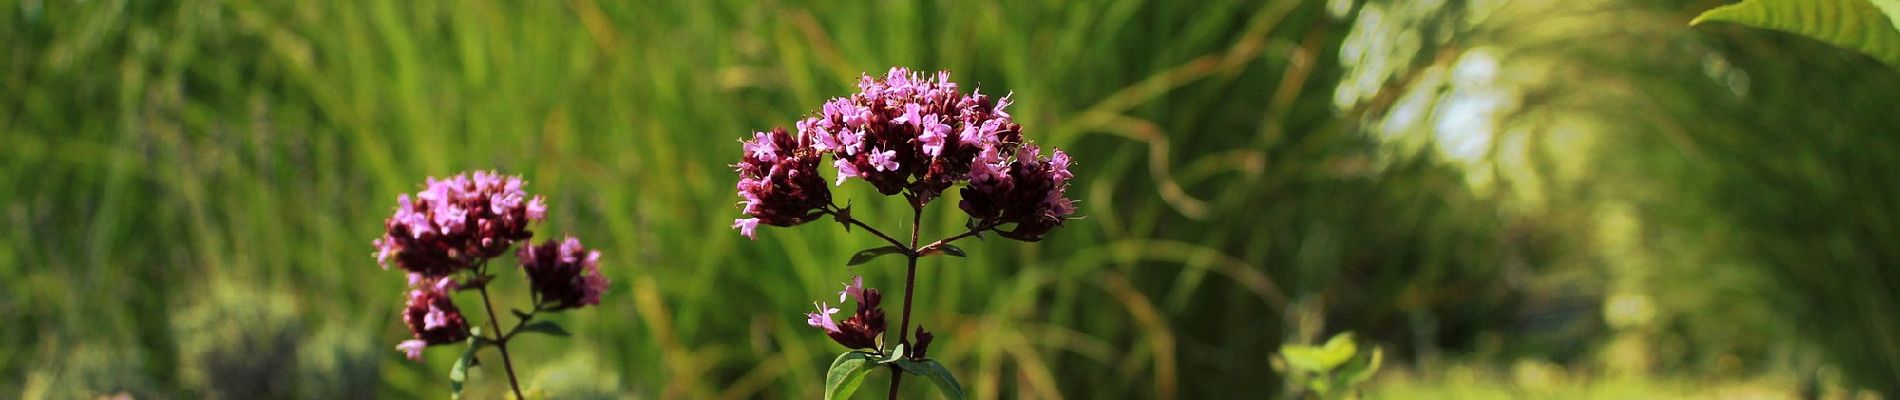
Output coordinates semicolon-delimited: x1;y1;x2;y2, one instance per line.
370;170;608;398
517;236;610;310
732;67;1074;240
810;67;1023;204
397;277;470;361
733;127;833;239
807;276;886;350
959;146;1077;241
374;171;548;277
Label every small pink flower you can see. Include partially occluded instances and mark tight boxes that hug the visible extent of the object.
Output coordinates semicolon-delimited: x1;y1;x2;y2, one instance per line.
1049;149;1073;181
396;340;427;361
838;276;866;303
869;148;899;172
525;196;548;222
895;103;924;128
837;129;865;156
920;114;951;157
833;159;861;186
807;302;841;333
744;131;779;162
995;92;1015;119
733;218;760;239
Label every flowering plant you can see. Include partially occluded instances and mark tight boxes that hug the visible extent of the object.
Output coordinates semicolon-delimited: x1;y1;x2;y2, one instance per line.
374;171;608;398
733;68;1077;399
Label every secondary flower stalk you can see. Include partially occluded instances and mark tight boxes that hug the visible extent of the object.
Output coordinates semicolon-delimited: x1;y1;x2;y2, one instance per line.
373;171;609;399
734;68;1076;399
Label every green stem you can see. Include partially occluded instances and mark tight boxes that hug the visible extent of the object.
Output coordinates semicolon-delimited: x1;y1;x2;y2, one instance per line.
828;206;912;252
474;269;526;399
888;202;924;399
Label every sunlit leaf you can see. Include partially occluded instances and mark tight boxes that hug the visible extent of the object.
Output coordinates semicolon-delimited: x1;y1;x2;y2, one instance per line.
1871;0;1900;31
1279;333;1358;373
1315;333;1358;370
895;359;966;400
1693;0;1900;67
1339;347;1383;386
919;244;966;258
883;344;907;364
825;351;880;400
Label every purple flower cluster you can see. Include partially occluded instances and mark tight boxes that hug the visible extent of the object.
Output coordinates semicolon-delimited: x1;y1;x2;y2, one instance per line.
374;171;547;278
733;67;1076;239
732;127;833;238
374;171;606;361
960;146;1077;241
397;277;470;360
807;276;886;350
517;237;609;310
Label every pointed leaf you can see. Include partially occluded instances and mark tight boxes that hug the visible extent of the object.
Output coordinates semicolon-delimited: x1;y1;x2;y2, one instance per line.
847;246;907;266
1313;333;1358;371
1340;347;1384;386
825;351;880;400
1692;0;1900;67
1279;346;1326;373
449;339;486;398
919;244;966;258
882;344;908;364
517;320;571;337
895;359;966;400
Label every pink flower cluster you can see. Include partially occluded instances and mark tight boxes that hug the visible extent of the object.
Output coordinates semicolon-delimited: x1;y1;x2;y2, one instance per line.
733;67;1076;240
397;277;469;360
374;171;547;278
807;276;887;350
375;171;607;361
517;237;609;310
732;127;833;238
960;146;1077;241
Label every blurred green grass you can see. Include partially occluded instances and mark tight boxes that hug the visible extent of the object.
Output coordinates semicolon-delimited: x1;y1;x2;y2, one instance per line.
4;0;1900;398
3;0;1335;397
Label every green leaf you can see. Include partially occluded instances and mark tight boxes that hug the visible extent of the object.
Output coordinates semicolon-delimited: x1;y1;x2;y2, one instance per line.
1870;0;1900;31
919;244;966;258
449;338;487;398
883;344;908;364
1314;333;1358;370
1279;333;1358;373
847;246;907;266
824;351;880;400
895;359;966;400
517;320;571;337
1279;347;1324;373
1692;0;1900;67
1339;347;1384;386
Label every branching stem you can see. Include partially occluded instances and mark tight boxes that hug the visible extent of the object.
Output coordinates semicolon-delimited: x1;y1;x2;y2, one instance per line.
472;260;526;399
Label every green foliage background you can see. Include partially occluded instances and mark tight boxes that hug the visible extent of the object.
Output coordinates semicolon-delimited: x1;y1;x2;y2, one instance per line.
3;0;1898;398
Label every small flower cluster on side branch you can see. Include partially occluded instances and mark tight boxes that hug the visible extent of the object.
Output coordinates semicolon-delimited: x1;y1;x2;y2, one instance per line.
371;170;609;398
